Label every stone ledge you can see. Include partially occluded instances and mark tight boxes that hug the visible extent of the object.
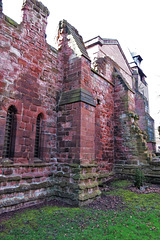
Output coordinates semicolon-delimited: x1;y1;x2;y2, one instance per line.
0;172;53;182
0;181;54;195
0;162;54;168
150;162;160;167
114;164;150;169
80;163;97;168
68;163;80;168
0;199;45;214
5;15;18;28
149;167;160;171
0;188;55;209
0;175;21;182
79;182;98;190
79;173;98;180
79;189;101;201
98;171;114;179
59;88;96;107
145;174;160;178
114;164;160;183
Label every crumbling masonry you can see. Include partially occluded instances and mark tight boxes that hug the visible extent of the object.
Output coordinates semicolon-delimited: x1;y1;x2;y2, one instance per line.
0;0;159;213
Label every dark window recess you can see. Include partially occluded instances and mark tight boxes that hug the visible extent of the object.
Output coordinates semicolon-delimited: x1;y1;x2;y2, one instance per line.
97;99;101;105
34;114;43;159
3;106;17;159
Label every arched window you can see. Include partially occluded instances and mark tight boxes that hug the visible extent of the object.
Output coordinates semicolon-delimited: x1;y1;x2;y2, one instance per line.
34;113;43;159
3;105;17;159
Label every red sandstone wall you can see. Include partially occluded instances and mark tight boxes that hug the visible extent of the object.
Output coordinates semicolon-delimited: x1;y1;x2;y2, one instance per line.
0;0;64;213
0;1;59;163
57;102;81;164
80;102;95;164
91;70;114;175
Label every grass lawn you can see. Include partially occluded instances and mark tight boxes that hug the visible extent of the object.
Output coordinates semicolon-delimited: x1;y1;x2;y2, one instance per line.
0;180;160;240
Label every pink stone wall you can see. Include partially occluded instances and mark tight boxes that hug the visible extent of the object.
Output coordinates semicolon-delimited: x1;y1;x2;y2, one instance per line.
0;0;63;213
80;102;95;164
0;1;59;164
91;71;114;174
57;102;81;164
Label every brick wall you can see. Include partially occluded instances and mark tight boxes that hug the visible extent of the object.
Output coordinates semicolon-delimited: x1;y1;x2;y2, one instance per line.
0;0;59;164
91;69;114;178
0;0;61;213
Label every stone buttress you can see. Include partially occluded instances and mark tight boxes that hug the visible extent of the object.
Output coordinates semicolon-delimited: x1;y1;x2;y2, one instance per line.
56;20;100;205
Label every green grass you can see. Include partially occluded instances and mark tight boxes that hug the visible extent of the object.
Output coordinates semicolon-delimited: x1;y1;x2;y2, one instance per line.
106;180;160;211
105;188;160;211
110;179;132;188
0;180;160;240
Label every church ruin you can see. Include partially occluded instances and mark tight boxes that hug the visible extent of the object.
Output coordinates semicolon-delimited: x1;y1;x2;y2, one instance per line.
0;0;159;213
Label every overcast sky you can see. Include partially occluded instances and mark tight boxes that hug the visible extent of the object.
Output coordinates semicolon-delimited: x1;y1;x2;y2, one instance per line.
2;0;160;126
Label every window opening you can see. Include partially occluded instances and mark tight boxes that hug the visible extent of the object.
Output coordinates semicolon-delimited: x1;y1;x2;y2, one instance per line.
34;113;43;159
97;99;101;105
3;105;17;159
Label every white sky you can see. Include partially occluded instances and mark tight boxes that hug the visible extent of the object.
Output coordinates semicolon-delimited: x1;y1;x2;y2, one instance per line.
2;0;160;129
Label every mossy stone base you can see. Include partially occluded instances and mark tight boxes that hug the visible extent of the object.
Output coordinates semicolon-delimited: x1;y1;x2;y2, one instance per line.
114;163;160;184
53;163;101;206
